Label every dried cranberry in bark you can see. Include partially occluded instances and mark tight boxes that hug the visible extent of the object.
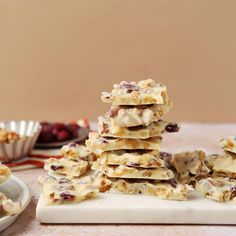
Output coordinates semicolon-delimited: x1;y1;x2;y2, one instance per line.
102;139;108;144
120;83;139;93
165;123;179;133
128;125;144;131
60;192;75;200
230;187;236;199
127;162;141;167
166;179;177;188
101;123;109;133
160;152;172;160
68;142;78;148
58;178;72;184
51;165;64;171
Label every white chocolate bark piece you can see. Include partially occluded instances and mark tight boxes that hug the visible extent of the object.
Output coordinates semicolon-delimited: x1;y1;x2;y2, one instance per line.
206;152;236;178
98;115;179;139
44;158;89;178
171;151;210;184
220;136;236;154
60;143;96;163
0;164;11;184
108;101;172;127
101;79;168;105
159;152;173;169
92;162;174;180
195;177;236;202
38;175;97;205
98;150;164;168
0;192;22;216
204;154;219;169
86;132;162;154
95;174;189;200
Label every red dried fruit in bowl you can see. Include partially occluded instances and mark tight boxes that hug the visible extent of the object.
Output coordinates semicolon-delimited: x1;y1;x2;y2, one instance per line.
56;130;70;141
38;132;55;143
67;123;80;138
53;122;67;131
38;121;82;143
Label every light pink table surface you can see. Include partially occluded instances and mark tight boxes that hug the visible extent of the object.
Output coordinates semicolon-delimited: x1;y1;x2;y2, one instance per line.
2;123;236;236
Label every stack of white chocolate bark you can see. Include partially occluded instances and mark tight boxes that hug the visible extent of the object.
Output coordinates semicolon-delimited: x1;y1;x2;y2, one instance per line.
38;143;97;205
86;79;190;200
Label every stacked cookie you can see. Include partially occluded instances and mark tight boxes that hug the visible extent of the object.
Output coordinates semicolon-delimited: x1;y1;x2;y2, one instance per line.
86;79;189;200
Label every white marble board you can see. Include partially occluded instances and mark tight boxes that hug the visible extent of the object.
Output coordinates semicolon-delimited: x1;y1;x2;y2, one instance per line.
36;191;236;224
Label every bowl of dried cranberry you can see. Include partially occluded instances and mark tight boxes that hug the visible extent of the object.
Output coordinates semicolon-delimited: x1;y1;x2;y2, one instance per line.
35;121;89;148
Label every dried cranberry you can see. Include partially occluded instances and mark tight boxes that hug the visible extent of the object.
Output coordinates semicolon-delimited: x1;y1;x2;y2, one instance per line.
165;123;179;133
166;179;177;188
60;192;75;200
230;187;236;199
38;132;55;143
101;123;109;133
127;162;140;167
68;142;77;148
120;83;139;93
67;123;80;138
51;165;64;171
58;178;72;184
53;122;67;131
128;125;144;131
160;152;172;159
57;130;70;141
102;138;108;144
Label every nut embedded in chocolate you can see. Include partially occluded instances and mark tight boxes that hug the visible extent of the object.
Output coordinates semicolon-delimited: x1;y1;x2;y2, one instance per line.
109;106;120;117
165;123;180;133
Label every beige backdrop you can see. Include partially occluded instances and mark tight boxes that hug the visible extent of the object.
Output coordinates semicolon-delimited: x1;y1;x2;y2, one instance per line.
0;0;236;122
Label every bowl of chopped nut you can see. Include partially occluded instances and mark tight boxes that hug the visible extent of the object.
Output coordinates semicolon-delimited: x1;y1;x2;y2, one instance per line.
0;120;41;163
